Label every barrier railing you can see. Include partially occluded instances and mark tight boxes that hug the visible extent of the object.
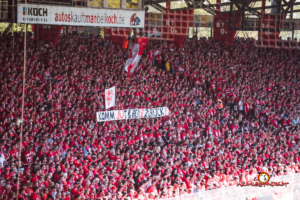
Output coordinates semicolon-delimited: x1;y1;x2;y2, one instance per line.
165;174;300;200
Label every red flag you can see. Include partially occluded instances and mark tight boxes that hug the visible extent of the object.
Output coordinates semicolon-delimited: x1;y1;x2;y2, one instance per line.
125;38;148;76
127;61;137;78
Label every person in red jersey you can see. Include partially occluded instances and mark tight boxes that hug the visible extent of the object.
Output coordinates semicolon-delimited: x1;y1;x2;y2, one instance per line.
31;186;40;200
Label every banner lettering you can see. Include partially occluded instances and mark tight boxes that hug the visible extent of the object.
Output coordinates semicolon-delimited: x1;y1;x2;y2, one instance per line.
213;12;242;46
18;3;145;28
96;107;170;122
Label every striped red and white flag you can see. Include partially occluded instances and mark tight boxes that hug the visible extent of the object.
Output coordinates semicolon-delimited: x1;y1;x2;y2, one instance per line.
125;38;148;77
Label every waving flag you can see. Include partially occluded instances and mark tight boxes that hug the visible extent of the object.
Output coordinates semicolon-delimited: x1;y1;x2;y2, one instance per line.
125;38;149;76
127;61;137;78
105;86;115;109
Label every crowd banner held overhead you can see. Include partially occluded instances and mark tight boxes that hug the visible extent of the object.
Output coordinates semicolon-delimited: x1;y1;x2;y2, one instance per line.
213;12;242;46
18;3;145;28
96;107;170;122
105;86;115;110
125;38;149;75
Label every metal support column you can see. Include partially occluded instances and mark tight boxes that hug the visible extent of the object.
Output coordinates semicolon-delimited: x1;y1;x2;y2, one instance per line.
230;0;233;30
290;0;295;31
121;0;126;9
277;0;282;32
241;3;245;29
103;0;108;8
292;22;295;40
138;0;142;9
271;0;277;14
216;0;220;12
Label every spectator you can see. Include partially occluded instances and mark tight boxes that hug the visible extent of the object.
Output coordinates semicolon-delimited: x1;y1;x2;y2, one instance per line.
0;33;298;199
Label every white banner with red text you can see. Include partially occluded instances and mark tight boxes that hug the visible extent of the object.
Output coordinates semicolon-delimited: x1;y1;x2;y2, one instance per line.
105;86;116;110
96;107;170;122
17;3;145;28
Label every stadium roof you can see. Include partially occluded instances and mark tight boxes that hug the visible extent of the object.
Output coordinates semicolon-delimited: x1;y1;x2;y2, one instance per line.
144;0;300;15
144;0;300;32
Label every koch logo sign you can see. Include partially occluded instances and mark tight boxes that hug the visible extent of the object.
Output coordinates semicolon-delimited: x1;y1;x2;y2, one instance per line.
23;7;48;16
21;6;49;22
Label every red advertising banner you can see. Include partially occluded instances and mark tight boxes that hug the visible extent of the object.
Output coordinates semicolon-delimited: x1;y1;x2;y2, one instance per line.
144;6;194;47
258;14;286;47
213;12;242;46
162;9;194;47
32;25;63;47
104;28;129;48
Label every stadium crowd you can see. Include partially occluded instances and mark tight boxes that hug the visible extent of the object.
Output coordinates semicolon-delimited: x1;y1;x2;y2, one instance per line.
0;32;299;200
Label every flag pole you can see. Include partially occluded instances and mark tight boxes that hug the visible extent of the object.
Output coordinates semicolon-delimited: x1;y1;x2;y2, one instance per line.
16;19;27;200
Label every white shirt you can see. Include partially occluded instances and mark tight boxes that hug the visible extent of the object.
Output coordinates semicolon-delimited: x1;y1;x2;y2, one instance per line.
0;152;6;167
238;101;244;110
